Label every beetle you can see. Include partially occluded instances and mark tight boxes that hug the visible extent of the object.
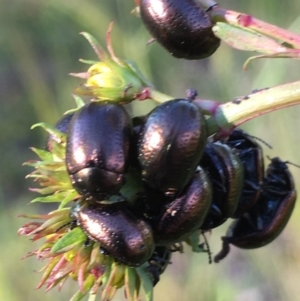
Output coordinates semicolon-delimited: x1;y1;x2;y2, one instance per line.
139;0;220;59
200;142;228;230
200;141;244;230
151;167;212;245
214;157;297;263
71;200;155;267
138;98;207;196
212;142;244;217
66;102;132;199
226;129;264;218
147;246;172;286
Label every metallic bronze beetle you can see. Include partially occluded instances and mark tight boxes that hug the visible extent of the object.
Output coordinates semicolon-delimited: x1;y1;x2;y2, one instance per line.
139;0;220;59
214;157;296;263
66;102;132;199
71;200;155;267
138;98;207;196
200;141;244;230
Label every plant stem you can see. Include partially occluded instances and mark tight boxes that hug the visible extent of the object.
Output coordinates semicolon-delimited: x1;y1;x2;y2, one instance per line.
209;7;300;49
149;88;173;103
149;80;300;136
207;81;300;135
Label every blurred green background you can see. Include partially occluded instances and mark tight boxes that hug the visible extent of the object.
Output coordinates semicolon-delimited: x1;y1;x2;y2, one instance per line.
2;0;300;300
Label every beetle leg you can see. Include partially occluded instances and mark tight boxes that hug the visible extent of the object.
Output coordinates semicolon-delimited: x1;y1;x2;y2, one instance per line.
214;237;230;263
198;231;212;264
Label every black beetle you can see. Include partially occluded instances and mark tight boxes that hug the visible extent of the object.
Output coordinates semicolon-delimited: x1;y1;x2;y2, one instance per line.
214;157;296;263
147;246;172;286
152;167;212;245
200;141;244;230
138;98;207;195
200;142;228;230
71;200;155;267
212;142;244;217
226;129;264;218
139;0;220;59
66;102;132;199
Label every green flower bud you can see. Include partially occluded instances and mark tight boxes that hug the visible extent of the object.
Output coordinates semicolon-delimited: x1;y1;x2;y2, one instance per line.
71;24;152;104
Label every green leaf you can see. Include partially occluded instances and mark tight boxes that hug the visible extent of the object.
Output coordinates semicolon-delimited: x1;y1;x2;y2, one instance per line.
31;123;66;142
37;257;61;288
72;94;86;108
70;274;95;301
25;160;63;170
30;186;65;195
30;147;54;161
80;32;109;62
59;190;79;209
31;193;67;204
101;285;117;301
79;59;99;65
30;190;78;207
124;267;138;301
30;216;68;235
101;261;124;301
64;107;82;115
243;51;300;70
48;207;71;216
213;22;287;54
51;227;86;254
124;59;153;87
136;265;153;301
99;257;113;286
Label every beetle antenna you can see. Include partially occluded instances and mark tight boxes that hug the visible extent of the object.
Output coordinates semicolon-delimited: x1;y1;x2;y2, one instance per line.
284;161;300;169
200;231;212;264
267;155;300;169
206;3;219;12
248;134;273;149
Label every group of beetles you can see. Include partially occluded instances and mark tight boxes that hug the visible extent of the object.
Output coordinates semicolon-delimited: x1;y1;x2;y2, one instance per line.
48;96;296;285
43;0;300;285
42;0;297;287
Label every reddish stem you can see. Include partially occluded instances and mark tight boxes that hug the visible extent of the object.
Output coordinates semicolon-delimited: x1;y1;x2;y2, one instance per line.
210;7;300;49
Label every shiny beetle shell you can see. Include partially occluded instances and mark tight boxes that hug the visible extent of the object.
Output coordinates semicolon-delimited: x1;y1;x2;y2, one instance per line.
212;142;244;217
139;0;220;59
200;142;244;230
66;102;132;198
153;167;212;244
226;129;264;218
200;142;228;230
138;98;207;195
73;201;155;267
214;157;296;263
